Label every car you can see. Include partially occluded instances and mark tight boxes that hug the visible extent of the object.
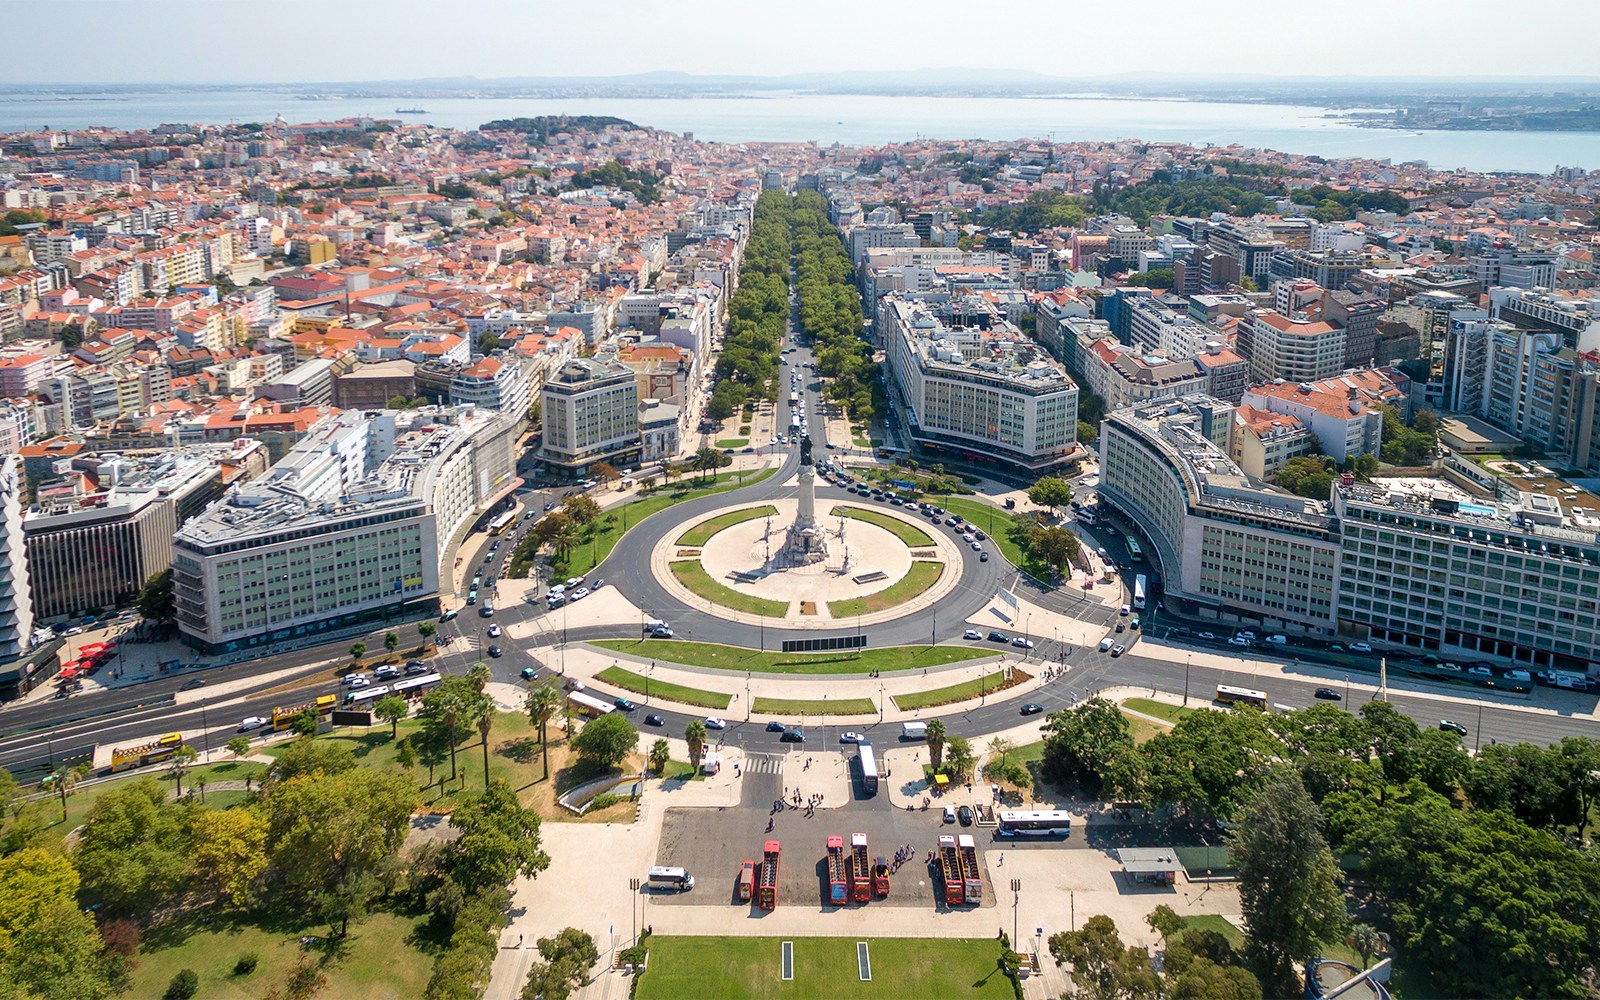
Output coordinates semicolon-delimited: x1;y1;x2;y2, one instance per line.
971;541;983;552
1439;719;1468;736
520;666;539;680
614;697;635;711
373;665;400;680
962;533;975;543
988;631;1009;643
180;678;206;690
1349;642;1373;653
958;805;974;826
484;552;493;563
838;731;865;744
63;626;84;637
238;716;268;732
405;660;428;675
963;628;982;640
546;593;566;608
479;604;494;617
1111;644;1126;657
1011;636;1034;649
548;584;566;596
980;551;989;562
1236;630;1257;640
544;501;554;511
648;626;675;638
766;720;787;732
346;675;371;688
704;717;727;730
1197;631;1215;640
780;729;806;743
565;577;583;588
645;714;666;727
1119;604;1131;616
591;578;604;590
1019;703;1044;716
1115;622;1125;633
1314;687;1342;701
570;587;590;601
487;624;502;638
945;517;960;526
942;805;957;824
1228;636;1249;646
1467;665;1492;677
489;541;499;552
973;529;987;541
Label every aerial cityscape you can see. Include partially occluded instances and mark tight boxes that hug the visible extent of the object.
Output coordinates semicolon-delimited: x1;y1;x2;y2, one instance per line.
0;4;1597;1000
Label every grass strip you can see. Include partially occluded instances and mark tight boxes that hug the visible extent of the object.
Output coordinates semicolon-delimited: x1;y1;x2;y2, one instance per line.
829;504;934;546
590;639;992;675
1121;697;1193;725
752;696;876;716
670;560;790;617
596;666;731;710
714;438;749;448
675;504;777;547
827;561;943;617
892;671;1010;711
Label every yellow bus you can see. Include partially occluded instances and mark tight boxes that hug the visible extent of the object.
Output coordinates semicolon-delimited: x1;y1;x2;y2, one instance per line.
109;732;183;772
271;693;339;731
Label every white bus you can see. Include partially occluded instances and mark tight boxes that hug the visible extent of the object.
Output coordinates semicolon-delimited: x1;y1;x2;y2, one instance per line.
392;673;442;699
996;810;1073;838
343;684;392;706
567;690;614;717
1133;574;1147;610
857;744;879;797
647;866;695;891
1215;684;1268;710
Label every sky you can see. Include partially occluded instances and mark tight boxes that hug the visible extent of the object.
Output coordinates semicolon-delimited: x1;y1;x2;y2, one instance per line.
6;0;1600;84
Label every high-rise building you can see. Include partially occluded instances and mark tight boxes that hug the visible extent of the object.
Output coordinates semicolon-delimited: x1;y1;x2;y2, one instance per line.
539;358;641;475
0;457;34;661
1237;308;1348;384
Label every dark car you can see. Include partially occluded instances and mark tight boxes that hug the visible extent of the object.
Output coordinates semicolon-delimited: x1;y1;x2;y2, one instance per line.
780;729;806;743
520;666;538;680
988;631;1009;643
958;805;974;826
1439;719;1468;736
766;720;787;732
1019;703;1044;716
487;645;502;658
1314;687;1342;701
614;697;635;712
644;714;665;727
405;660;428;675
180;678;206;690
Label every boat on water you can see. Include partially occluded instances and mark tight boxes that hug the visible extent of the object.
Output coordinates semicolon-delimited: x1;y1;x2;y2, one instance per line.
395;107;428;114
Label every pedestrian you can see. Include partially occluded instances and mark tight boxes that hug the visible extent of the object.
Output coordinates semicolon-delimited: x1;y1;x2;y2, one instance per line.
998;853;1004;867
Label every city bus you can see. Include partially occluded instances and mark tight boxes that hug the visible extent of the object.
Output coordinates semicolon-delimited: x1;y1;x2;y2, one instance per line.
1215;684;1269;710
271;694;339;731
996;809;1073;838
856;744;879;797
567;690;614;718
1133;574;1147;611
343;684;392;706
487;511;516;536
1125;535;1143;560
392;673;442;699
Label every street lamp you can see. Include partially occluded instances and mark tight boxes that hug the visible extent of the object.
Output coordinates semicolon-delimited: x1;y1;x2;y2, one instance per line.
629;878;641;947
1183;655;1191;707
1011;878;1022;950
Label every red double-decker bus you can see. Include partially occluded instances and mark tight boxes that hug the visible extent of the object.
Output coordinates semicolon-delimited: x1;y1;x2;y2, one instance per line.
826;836;847;905
957;833;983;905
849;833;871;903
758;840;780;911
938;835;964;906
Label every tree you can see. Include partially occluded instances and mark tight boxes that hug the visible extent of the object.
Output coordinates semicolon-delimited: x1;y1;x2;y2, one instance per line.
265;768;418;937
1027;476;1074;514
73;780;190;916
1077;420;1099;446
374;695;410;738
350;641;367;665
1557;735;1600;840
684;720;707;773
226;735;253;760
440;779;550;895
1227;771;1348;991
1465;740;1579;833
417;621;438;645
384;631;400;655
0;896;130;1000
476;697;496;790
987;736;1013;766
559;493;600;526
135;568;176;622
1141;707;1278;820
1040;698;1138;797
268;737;357;784
1347;923;1383;969
419;676;485;783
290;707;320;737
1123;267;1175;288
396;737;419;776
521;928;598;1000
649;739;670;776
0;847;80;938
167;744;198;797
924;719;947;770
1048;914;1158;1000
1027;523;1081;575
944;736;975;780
571;713;638;770
189;808;268;906
590;461;619;486
525;686;562;782
694;445;722;483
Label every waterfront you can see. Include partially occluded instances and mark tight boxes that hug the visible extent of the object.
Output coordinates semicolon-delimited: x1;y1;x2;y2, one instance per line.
3;87;1597;172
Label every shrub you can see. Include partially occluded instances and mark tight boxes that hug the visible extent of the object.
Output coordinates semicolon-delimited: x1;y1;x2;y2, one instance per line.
587;792;621;812
164;969;199;1000
234;952;259;975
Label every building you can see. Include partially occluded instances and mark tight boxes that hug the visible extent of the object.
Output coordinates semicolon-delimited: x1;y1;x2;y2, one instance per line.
172;406;516;656
255;357;335;406
1098;396;1343;635
333;359;417;409
539;358;640;475
879;294;1079;474
1080;339;1208;413
450;355;533;423
0;457;33;661
1237;308;1348;384
1231;403;1316;480
1239;375;1386;464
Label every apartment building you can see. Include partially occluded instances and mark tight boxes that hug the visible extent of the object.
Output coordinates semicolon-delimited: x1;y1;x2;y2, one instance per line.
450;355;533;423
1448;319;1597;459
0;457;33;661
879;294;1079;474
1239;376;1385;463
1237;308;1348;384
539;358;641;475
1230;403;1316;480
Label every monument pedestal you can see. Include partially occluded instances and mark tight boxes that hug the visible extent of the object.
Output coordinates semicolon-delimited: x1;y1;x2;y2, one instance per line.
782;466;829;566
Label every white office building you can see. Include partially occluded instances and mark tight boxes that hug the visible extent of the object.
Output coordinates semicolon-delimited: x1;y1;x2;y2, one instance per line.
0;457;33;661
539;358;641;475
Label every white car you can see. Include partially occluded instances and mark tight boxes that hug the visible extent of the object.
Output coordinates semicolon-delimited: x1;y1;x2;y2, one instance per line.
1349;642;1373;653
963;628;982;640
570;587;590;601
1197;631;1215;639
487;623;502;638
346;674;371;688
238;716;268;732
839;731;865;744
703;717;727;730
548;583;567;596
565;577;583;588
1228;636;1249;646
1011;637;1034;649
1098;637;1114;652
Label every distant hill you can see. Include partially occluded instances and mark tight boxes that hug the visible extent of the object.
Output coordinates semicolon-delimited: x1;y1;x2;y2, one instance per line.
477;115;640;142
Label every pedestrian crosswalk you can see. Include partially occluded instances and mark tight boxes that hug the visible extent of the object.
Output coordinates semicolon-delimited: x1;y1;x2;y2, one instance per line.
743;753;784;775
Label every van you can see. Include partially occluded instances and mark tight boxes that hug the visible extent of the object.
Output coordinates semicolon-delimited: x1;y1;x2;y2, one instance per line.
1098;637;1114;652
643;618;668;635
1264;635;1287;645
900;721;927;741
647;866;694;891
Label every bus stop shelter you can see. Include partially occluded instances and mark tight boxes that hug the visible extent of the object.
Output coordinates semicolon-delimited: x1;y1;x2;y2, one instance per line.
1115;847;1180;886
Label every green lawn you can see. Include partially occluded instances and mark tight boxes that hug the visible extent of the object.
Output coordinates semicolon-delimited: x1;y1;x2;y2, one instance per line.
828;561;944;617
932;496;1027;567
1121;698;1195;725
591;639;991;675
635;936;1017;1000
129;908;439;1000
830;505;935;546
1179;914;1244;950
715;438;750;448
676;504;777;547
35;758;267;846
893;670;1009;711
670;560;791;617
751;696;877;716
596;665;731;710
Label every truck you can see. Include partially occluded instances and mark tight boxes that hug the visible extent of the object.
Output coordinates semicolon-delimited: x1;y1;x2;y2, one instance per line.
849;833;871;903
737;859;755;903
938;835;964;906
758;840;780;911
872;856;891;898
1538;669;1594;691
957;833;983;905
900;721;928;741
826;836;848;905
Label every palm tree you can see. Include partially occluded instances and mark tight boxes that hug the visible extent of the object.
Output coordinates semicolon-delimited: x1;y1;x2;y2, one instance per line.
695;445;720;483
925;719;947;771
476;696;495;790
526;685;561;781
1349;924;1384;968
684;720;708;774
467;662;491;693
